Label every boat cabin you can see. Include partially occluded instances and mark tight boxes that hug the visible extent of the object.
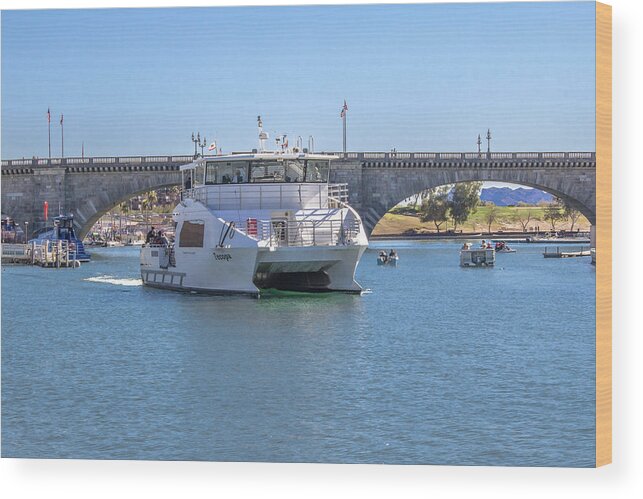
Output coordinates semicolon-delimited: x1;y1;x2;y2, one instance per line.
52;215;79;241
180;153;337;212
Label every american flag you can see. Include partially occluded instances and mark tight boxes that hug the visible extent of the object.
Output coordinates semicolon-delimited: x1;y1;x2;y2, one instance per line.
47;108;51;123
340;100;348;118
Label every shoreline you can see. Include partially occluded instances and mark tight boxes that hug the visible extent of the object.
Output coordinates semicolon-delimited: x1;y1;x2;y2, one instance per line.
370;231;590;242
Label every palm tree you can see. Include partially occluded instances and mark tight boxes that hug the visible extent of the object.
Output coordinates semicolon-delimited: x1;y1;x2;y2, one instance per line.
142;190;158;231
118;202;130;240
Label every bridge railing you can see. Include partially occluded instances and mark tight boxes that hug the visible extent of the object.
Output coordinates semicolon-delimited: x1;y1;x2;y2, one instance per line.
1;152;596;169
328;152;596;161
1;155;197;168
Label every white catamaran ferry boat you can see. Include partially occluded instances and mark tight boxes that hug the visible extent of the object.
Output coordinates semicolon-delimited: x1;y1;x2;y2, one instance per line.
140;118;368;296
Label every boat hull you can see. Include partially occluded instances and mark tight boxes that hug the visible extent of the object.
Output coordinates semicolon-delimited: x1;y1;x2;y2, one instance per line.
140;243;366;296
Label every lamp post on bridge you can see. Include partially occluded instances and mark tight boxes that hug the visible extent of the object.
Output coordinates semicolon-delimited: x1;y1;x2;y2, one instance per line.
486;128;492;156
192;132;206;159
477;134;482;157
340;100;348;156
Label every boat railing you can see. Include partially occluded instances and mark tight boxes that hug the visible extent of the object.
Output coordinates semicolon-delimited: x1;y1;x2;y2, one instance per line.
233;218;361;247
14;239;81;267
183;183;349;210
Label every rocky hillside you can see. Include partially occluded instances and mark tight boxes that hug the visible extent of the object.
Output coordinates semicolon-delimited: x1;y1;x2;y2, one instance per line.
480;187;553;206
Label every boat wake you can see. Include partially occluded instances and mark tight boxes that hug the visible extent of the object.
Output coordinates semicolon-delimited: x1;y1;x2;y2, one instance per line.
84;275;142;287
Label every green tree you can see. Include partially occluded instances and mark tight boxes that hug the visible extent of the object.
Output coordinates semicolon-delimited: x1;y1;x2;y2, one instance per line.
142;190;158;230
484;205;498;234
448;182;482;231
118;201;130;216
142;190;158;212
562;200;582;232
419;186;450;233
544;198;564;231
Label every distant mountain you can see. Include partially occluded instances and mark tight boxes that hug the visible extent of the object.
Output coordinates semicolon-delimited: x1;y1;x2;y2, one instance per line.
480;187;553;206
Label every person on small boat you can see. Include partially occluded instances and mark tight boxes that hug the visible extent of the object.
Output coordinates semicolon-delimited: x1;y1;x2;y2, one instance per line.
389;249;397;260
481;240;487;248
154;230;170;247
378;250;388;264
146;226;157;244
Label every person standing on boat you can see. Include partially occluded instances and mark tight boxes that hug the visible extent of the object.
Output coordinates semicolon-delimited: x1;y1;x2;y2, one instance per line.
156;230;170;247
146;226;156;244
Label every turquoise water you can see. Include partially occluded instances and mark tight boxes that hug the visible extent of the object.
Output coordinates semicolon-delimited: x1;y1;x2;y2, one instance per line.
1;241;596;466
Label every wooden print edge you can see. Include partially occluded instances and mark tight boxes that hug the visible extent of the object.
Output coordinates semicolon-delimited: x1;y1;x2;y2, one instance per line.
595;0;612;467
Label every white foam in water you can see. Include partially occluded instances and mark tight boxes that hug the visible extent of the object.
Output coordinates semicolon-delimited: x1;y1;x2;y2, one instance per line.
84;275;142;287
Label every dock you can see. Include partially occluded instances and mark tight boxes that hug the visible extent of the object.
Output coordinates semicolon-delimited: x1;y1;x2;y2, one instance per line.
1;241;81;268
543;246;592;259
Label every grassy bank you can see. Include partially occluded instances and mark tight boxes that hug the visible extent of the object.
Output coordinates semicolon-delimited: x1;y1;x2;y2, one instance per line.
372;205;591;236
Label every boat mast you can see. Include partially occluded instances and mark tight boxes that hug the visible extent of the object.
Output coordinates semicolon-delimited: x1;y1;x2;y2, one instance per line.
257;116;269;152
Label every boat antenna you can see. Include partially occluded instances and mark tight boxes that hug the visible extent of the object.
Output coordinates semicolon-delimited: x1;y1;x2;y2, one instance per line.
257;115;269;152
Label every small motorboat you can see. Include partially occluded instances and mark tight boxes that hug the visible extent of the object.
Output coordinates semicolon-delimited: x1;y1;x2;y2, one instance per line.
1;214;26;243
29;214;91;262
377;250;399;266
494;241;516;253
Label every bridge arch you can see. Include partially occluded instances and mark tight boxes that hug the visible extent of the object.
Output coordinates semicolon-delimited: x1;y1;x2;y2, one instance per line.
355;167;596;234
70;171;182;239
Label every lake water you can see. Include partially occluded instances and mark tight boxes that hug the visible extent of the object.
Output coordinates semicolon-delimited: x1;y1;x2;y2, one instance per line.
1;241;596;466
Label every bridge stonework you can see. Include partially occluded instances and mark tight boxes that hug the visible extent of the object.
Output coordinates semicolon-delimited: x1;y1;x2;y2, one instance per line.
1;162;182;238
1;152;595;238
332;160;596;232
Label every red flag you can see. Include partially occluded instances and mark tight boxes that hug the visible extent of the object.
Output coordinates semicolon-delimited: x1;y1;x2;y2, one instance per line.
47;108;51;123
44;201;49;221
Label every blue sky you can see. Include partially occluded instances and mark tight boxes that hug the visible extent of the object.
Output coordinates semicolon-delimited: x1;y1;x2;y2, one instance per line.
1;2;596;159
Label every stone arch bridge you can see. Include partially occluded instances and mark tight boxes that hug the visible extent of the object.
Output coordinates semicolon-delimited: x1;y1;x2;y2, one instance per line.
1;151;595;238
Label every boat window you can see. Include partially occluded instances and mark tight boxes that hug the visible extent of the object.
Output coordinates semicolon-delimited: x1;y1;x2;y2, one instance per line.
304;160;330;183
250;160;305;183
204;159;329;184
205;161;249;185
179;221;204;247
